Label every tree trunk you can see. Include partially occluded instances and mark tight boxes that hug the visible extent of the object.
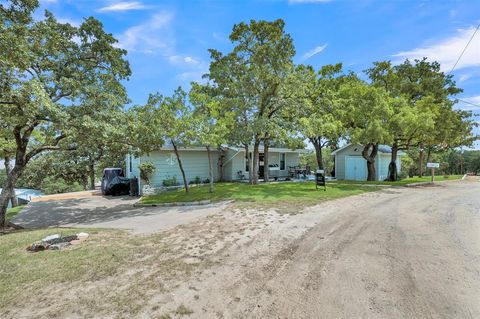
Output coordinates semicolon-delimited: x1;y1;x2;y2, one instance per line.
0;159;26;228
263;137;269;183
252;137;260;185
89;158;96;190
310;138;323;170
387;141;399;181
418;145;424;177
243;144;252;183
361;143;378;181
331;143;338;177
425;147;432;176
4;156;18;208
172;140;189;193
217;147;224;182
206;145;214;193
81;176;89;191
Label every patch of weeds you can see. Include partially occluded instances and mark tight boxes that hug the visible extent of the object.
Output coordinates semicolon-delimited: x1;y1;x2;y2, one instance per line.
175;304;193;316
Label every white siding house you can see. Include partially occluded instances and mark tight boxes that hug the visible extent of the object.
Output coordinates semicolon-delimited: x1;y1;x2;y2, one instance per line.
332;144;404;181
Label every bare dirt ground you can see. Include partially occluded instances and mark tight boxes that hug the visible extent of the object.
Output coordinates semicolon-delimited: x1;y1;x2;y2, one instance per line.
157;177;480;319
3;177;479;318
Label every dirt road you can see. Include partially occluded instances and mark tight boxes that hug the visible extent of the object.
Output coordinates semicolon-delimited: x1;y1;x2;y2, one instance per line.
4;178;479;319
160;178;480;318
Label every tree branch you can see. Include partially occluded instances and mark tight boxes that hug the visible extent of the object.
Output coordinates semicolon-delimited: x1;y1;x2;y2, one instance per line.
25;134;68;162
51;90;73;103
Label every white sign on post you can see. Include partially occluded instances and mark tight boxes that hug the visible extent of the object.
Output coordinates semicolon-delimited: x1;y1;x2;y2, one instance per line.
426;163;440;182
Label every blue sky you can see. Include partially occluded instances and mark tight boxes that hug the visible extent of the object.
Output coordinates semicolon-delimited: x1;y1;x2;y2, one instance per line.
39;0;480;145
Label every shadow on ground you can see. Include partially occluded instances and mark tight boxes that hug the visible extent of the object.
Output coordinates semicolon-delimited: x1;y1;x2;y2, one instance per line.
12;195;225;233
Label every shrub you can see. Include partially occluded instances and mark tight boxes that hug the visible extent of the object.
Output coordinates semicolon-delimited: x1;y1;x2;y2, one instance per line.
443;174;450;179
163;176;178;187
398;171;408;180
194;176;202;184
41;177;84;194
138;162;156;185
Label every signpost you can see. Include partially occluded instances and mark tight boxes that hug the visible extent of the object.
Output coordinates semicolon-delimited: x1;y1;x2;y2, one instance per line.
316;169;326;191
426;162;440;182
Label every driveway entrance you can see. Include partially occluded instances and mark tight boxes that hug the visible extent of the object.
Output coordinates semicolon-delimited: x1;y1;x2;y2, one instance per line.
12;195;229;234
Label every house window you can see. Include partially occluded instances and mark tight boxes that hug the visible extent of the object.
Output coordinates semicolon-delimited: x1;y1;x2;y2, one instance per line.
129;155;132;173
280;153;286;170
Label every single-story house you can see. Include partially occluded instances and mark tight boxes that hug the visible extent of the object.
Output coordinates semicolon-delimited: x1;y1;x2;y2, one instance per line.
126;145;304;192
331;144;405;181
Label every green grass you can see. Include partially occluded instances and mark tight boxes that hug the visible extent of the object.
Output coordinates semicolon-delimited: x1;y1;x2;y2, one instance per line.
328;174;463;186
141;181;378;211
6;205;25;222
0;228;116;309
0;228;184;317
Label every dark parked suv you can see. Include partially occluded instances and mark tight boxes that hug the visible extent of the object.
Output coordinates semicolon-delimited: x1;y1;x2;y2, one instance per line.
101;168;124;195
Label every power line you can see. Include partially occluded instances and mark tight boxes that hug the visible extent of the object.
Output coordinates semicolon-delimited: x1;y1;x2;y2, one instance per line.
457;98;480;108
449;23;480;74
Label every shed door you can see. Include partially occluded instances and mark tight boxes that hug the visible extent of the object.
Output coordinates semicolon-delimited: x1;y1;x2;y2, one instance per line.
345;156;367;181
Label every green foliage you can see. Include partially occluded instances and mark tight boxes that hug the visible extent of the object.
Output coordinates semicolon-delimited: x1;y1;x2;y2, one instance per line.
0;1;130;224
205;19;298;183
138;162;156;185
190;83;227;149
162;176;178;187
0;169;6;186
299;149;334;174
366;58;475;176
6;205;25;221
16;167;84;194
463;151;480;174
340;80;393;145
40;177;84;195
295;64;348;143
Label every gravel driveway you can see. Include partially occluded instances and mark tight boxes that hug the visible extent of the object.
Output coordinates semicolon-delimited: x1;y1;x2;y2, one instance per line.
8;178;480;318
154;177;480;318
12;195;230;234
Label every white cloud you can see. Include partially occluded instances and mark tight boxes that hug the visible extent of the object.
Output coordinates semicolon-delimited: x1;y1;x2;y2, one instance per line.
300;44;328;61
455;96;480;111
116;11;206;80
177;70;207;83
98;1;146;12
393;26;480;72
458;74;472;83
116;12;173;53
289;0;332;3
169;55;200;65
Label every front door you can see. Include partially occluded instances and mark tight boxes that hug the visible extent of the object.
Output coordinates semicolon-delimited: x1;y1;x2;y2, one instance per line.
345;156;367;181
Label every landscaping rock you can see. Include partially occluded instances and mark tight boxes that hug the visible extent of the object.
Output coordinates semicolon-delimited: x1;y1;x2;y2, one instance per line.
27;241;49;252
45;235;78;245
77;232;89;239
26;234;81;252
49;242;71;250
42;234;60;242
